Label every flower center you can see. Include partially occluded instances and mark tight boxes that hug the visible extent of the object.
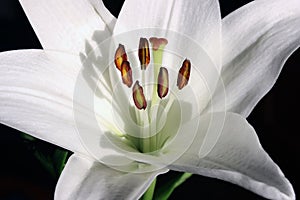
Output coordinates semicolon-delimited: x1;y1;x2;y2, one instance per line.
113;37;191;153
73;29;222;172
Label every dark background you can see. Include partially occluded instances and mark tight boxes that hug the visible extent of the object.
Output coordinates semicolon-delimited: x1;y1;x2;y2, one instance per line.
0;0;299;199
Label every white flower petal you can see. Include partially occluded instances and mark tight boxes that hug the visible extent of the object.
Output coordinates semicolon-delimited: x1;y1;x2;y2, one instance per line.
113;0;221;68
72;52;140;166
55;154;167;200
210;0;300;117
169;112;295;200
0;50;87;154
19;0;114;55
87;0;116;32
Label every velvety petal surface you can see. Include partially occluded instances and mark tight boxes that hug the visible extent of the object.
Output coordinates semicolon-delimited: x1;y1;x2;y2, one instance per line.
0;50;86;153
113;0;222;68
19;0;114;55
55;154;167;200
210;0;300;117
169;112;294;200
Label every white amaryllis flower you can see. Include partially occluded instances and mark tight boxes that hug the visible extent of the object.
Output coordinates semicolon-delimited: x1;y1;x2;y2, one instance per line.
0;0;299;199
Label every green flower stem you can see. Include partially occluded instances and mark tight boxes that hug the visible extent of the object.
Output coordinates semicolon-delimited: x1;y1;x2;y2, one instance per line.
142;178;157;200
154;172;193;200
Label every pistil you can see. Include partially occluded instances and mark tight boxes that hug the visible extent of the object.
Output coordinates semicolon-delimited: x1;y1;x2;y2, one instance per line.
149;37;168;106
148;38;168;152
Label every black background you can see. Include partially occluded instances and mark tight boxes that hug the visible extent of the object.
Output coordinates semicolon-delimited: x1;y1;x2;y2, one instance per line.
0;0;299;199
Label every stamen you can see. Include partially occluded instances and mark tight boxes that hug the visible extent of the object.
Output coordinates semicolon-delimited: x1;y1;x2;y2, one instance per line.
138;38;150;70
114;44;128;71
157;67;169;98
121;61;133;87
149;37;168;51
133;81;147;110
177;59;191;90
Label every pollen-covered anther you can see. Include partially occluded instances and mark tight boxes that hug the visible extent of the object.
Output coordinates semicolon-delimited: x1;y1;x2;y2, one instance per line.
132;81;147;110
138;38;150;70
157;67;169;98
121;61;133;87
177;59;191;90
149;37;168;51
114;44;128;71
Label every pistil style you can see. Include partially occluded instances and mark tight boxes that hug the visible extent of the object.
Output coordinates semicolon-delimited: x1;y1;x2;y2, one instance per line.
149;38;168;106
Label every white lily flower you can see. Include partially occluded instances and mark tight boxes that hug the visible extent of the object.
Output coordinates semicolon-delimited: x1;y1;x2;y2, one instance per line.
0;0;298;199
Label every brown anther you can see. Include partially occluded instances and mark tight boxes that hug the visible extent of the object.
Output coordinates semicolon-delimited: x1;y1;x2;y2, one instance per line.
149;37;168;51
132;81;147;110
138;38;150;70
121;61;133;87
157;67;169;98
177;59;191;90
114;44;128;71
